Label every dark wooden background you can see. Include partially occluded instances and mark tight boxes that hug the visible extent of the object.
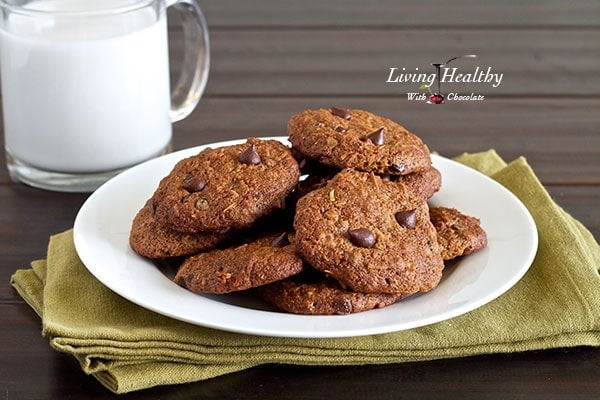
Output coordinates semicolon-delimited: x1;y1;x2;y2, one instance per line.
1;1;599;398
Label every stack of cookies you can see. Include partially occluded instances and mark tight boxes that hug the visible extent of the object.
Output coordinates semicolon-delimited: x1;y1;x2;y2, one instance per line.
130;108;487;315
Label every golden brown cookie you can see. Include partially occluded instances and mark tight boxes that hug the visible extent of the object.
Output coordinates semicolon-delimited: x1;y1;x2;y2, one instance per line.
152;138;300;233
293;168;444;295
174;233;304;294
258;274;404;315
129;200;228;259
430;207;487;260
288;108;431;175
294;166;440;207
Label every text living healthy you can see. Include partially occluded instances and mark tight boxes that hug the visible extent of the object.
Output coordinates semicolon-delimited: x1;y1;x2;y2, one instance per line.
386;66;503;88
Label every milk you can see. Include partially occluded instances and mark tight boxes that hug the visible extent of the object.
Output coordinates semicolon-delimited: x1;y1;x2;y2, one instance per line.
0;0;172;173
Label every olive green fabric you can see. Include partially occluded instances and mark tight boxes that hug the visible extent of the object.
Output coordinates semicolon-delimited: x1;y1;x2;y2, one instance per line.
11;150;600;394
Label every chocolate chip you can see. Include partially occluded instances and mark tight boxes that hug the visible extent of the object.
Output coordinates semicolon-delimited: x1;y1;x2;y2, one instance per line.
182;175;206;193
388;163;406;174
270;232;289;248
332;298;352;315
331;107;352;120
366;127;385;145
334;126;347;133
238;144;261;165
348;228;376;248
395;209;417;229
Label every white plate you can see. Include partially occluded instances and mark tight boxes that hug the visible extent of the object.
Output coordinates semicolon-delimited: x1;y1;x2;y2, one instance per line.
73;137;538;338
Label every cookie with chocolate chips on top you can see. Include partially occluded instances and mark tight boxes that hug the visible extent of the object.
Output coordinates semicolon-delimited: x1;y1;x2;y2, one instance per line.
152;138;300;233
288;107;432;175
293;168;444;295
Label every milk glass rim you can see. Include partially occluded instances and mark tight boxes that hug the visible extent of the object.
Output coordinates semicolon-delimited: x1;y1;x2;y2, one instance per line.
0;0;162;18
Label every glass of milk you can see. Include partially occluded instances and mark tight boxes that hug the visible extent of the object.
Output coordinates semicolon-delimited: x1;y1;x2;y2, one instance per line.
0;0;210;192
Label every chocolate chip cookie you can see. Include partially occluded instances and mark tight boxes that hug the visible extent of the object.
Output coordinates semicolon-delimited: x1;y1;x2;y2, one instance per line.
174;233;304;294
152;138;300;233
430;207;487;260
293;168;444;295
295;166;440;205
288;108;432;175
258;275;404;315
129;200;228;259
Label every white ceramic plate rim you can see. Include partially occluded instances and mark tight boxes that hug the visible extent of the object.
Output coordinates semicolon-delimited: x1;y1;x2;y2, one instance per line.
73;137;538;338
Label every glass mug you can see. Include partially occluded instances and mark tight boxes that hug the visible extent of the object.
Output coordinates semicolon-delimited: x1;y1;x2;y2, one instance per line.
0;0;209;192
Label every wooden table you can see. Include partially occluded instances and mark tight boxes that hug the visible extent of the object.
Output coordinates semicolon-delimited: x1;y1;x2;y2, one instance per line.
1;1;599;398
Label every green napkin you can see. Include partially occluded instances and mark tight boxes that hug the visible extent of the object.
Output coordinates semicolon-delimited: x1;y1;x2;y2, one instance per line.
11;150;600;394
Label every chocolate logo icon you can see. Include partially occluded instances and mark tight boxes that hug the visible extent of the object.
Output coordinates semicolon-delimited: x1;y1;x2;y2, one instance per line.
426;55;477;105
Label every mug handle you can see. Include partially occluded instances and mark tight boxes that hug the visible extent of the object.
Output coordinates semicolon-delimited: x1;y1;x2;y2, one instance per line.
166;0;210;122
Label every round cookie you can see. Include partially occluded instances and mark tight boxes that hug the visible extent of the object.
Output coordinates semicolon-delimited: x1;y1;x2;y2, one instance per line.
288;108;431;175
129;200;228;259
293;165;440;207
429;207;487;260
294;168;444;295
258;276;404;315
174;233;304;294
291;147;439;202
152;138;300;233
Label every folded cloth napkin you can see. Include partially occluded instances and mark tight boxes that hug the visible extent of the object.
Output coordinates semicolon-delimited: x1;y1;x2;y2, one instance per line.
11;150;600;394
